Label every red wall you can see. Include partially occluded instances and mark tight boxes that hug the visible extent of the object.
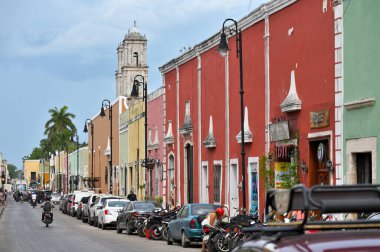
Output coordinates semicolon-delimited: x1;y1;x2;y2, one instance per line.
269;0;335;185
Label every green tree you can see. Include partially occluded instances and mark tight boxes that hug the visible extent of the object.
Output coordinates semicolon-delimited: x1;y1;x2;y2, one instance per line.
7;164;18;179
44;106;77;150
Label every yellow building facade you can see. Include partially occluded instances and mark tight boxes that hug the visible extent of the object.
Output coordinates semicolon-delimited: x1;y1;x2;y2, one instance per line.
127;99;146;200
23;160;40;188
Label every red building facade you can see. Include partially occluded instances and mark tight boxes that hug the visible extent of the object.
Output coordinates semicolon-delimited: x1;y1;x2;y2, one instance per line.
160;0;335;217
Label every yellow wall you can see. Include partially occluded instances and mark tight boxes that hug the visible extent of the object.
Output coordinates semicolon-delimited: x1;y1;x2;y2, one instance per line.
128;100;146;200
24;160;40;187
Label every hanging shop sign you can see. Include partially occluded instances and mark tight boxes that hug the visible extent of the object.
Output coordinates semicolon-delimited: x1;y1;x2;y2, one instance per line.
274;162;290;189
269;121;290;142
310;110;329;129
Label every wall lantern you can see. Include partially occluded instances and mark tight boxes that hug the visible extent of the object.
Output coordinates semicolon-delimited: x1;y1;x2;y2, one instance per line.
326;160;334;173
301;159;308;174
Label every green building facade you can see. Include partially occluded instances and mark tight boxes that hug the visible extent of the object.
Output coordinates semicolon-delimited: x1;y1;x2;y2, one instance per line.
342;0;380;185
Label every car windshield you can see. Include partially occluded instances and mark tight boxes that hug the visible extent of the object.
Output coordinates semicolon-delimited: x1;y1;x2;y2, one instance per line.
192;205;220;215
134;202;161;211
108;201;128;207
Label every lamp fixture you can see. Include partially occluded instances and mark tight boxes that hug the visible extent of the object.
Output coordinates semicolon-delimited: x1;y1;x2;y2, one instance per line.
301;159;308;174
326;160;334;173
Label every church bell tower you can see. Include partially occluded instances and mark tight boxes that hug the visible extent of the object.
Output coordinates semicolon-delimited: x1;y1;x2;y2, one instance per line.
115;21;148;97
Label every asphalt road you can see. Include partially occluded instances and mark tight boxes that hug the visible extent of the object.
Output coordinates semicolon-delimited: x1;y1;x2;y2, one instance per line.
0;197;201;252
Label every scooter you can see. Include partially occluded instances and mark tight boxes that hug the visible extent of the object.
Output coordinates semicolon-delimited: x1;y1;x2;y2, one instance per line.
31;199;37;208
42;210;53;227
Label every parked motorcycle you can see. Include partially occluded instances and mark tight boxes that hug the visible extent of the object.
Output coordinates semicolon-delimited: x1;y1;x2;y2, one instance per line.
42;210;53;227
146;209;178;240
136;216;149;237
203;224;229;252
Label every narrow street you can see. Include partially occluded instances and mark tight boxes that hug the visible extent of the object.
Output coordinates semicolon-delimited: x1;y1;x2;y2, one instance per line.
0;197;200;252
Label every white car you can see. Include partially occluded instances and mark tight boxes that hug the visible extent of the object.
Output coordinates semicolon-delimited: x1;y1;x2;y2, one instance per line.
70;190;94;217
89;195;119;227
98;199;129;230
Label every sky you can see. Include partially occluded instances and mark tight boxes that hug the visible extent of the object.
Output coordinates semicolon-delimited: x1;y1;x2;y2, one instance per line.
0;0;266;169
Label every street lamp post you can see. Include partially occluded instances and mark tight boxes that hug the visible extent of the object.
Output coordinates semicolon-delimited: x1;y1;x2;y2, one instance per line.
66;145;69;193
57;150;61;193
100;99;113;194
84;119;94;191
76;134;79;190
218;18;247;210
131;75;154;198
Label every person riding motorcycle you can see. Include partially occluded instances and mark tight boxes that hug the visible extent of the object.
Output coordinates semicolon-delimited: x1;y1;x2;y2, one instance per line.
41;196;54;221
31;192;37;207
201;207;225;252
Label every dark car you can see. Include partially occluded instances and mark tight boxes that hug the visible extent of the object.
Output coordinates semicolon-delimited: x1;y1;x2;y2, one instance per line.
232;184;380;252
167;203;220;247
116;201;163;235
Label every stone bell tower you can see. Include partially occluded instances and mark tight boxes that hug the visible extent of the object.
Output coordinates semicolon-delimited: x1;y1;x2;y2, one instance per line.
115;21;148;97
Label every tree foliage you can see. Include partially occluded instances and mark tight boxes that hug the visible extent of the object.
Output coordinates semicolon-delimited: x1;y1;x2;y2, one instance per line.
25;106;80;161
7;164;18;179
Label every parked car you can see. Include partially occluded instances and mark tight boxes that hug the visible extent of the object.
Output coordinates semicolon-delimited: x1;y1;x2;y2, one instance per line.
167;203;220;247
59;194;67;211
116;201;163;235
77;196;89;220
83;194;99;224
63;193;73;214
50;192;61;205
89;195;118;227
97;198;129;230
69;190;94;217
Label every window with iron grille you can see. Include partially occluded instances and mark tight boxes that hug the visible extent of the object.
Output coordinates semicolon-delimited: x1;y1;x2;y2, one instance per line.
105;166;108;184
213;164;221;203
169;155;175;191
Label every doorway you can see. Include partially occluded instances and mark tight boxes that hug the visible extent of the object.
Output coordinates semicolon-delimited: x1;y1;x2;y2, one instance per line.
201;164;208;203
230;163;238;213
356;152;372;184
309;139;330;185
185;144;194;203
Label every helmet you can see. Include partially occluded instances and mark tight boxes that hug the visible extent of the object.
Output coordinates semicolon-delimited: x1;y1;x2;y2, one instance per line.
215;207;224;217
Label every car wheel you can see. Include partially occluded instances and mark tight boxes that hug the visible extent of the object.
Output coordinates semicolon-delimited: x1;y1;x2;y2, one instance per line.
126;222;133;235
81;213;86;223
116;222;122;234
181;231;190;248
167;229;173;245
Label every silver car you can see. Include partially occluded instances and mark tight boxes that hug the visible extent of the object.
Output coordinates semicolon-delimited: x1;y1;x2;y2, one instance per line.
50;192;61;205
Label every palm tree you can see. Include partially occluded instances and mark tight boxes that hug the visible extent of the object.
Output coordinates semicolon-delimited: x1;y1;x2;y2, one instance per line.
44;106;77;148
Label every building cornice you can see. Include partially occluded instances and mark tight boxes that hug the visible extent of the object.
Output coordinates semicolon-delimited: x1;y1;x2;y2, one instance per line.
344;98;376;111
159;0;297;74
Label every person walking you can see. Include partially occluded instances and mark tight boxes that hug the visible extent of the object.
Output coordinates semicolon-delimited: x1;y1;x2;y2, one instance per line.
127;188;137;201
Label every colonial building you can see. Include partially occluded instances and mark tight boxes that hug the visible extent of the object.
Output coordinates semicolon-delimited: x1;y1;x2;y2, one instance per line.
340;0;379;185
23;160;40;188
159;0;336;217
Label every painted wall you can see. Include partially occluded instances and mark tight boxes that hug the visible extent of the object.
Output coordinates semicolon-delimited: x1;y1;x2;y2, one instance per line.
119;110;129;196
147;88;164;201
23;160;40;188
269;0;335;186
89;99;120;194
160;0;335;215
343;0;380;182
127;99;146;200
